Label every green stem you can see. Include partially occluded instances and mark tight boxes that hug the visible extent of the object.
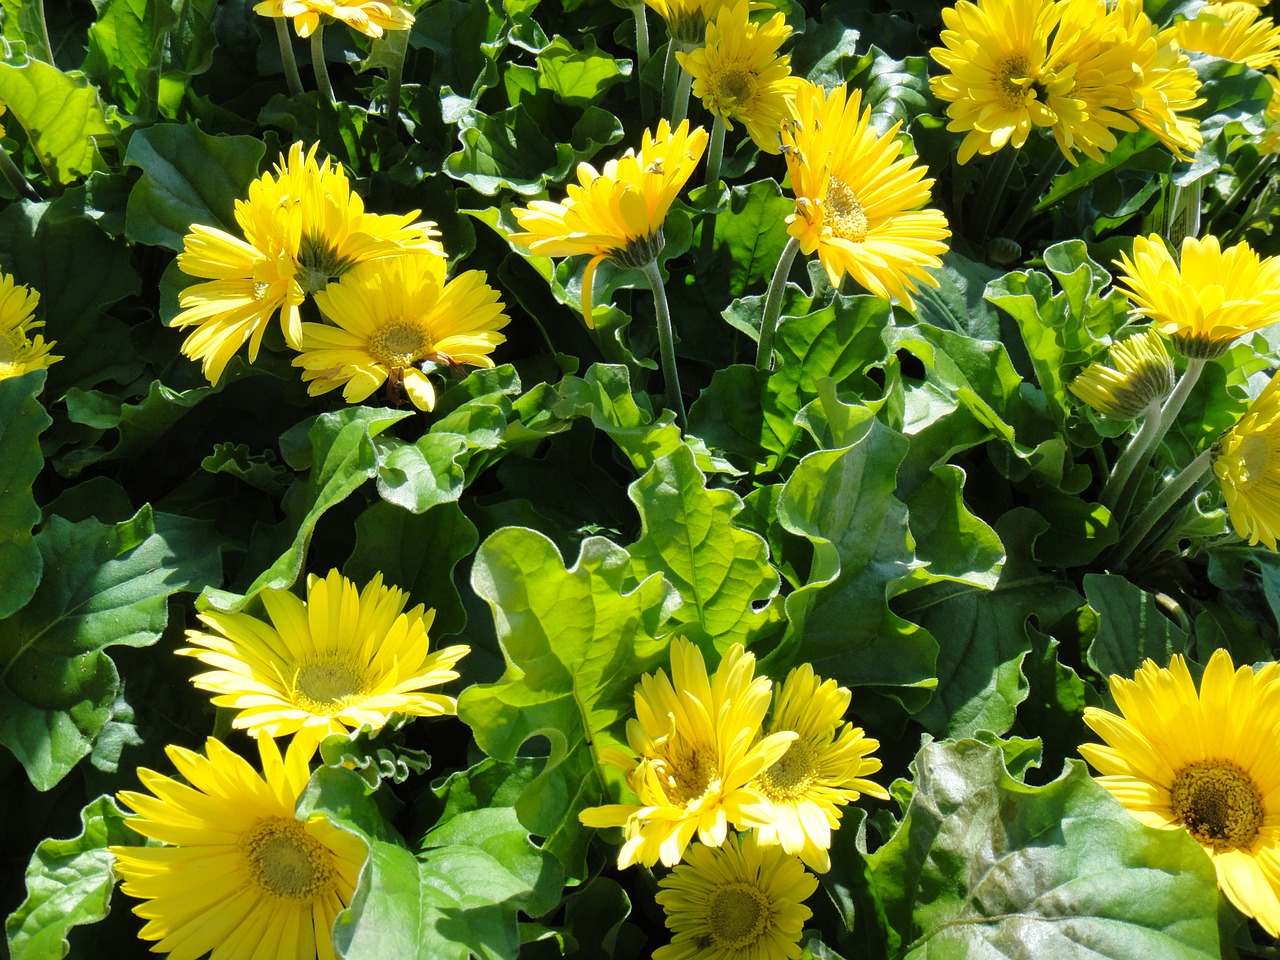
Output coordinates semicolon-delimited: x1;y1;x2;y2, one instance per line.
704;113;725;190
633;6;651;114
660;40;679;118
642;259;686;424
1109;448;1214;570
0;146;39;201
274;17;305;98
1223;176;1278;247
1100;398;1164;512
756;235;802;370
971;147;1017;242
33;0;54;65
311;23;335;103
670;63;693;126
384;38;408;130
1001;150;1066;239
1208;154;1276;234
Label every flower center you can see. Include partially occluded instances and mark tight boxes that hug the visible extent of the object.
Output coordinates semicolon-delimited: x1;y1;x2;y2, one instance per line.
756;739;819;802
706;883;771;948
1170;759;1264;852
667;748;719;806
368;322;430;368
292;657;367;713
714;66;757;112
241;817;335;901
996;53;1035;107
825;176;868;243
296;233;358;294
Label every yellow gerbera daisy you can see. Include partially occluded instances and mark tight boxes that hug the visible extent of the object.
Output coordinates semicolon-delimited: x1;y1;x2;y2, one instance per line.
645;0;734;46
172;142;442;384
178;569;471;749
749;665;889;873
675;0;801;154
254;0;414;38
110;734;367;960
508;119;708;328
1118;3;1204;160
579;638;797;869
1068;329;1175;419
781;81;950;308
1080;649;1280;935
653;833;818;960
292;255;508;412
1112;234;1280;359
0;270;59;381
1213;370;1280;549
1177;2;1280;71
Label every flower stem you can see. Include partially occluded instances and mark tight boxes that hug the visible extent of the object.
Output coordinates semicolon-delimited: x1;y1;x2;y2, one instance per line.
311;23;335;103
756;235;801;370
632;6;651;113
1100;398;1164;511
274;17;304;98
704;113;725;190
642;259;686;424
383;35;409;130
1109;447;1214;570
670;64;693;126
660;40;679;117
1001;150;1066;240
1208;153;1276;235
971;147;1017;242
32;0;54;64
0;147;39;201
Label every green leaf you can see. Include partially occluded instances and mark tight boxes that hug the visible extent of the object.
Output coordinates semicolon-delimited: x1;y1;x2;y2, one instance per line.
0;58;113;184
845;48;931;134
123;123;266;251
0;508;222;789
870;739;1221;960
61;380;215;474
82;0;178;116
0;371;50;619
5;795;143;960
535;34;628;106
1084;573;1189;685
626;446;781;652
707;179;795;298
375;432;469;514
457;528;677;881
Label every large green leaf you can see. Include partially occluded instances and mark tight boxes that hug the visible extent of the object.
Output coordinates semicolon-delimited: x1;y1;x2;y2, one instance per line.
0;371;50;619
5;795;143;960
1083;573;1189;685
626;446;781;652
869;739;1221;960
0;58;113;184
457;527;678;881
82;0;177;116
707;179;795;299
0;508;222;789
60;380;215;474
534;34;628;106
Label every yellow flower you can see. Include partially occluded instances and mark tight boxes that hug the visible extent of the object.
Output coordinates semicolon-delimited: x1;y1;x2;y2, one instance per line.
579;638;797;869
110;735;367;960
645;0;735;46
172;142;442;385
0;271;59;381
653;833;818;960
1068;329;1175;419
1116;2;1204;160
254;0;414;38
675;0;801;154
509;119;708;328
1080;649;1280;935
749;665;888;873
1213;371;1280;549
1260;73;1280;155
781;81;950;308
1177;2;1280;71
178;569;470;749
1112;234;1280;359
293;255;508;411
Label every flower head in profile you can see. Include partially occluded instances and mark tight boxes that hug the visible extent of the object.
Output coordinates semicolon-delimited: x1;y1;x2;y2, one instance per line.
0;271;59;381
110;734;367;960
749;665;888;873
254;0;414;38
179;569;470;749
1213;371;1280;549
654;833;818;960
781;81;950;308
1112;234;1280;359
1176;2;1280;72
1113;1;1204;159
293;255;508;411
1080;649;1280;935
646;0;734;46
172;142;442;384
509;120;708;327
1068;329;1175;419
579;638;796;869
676;0;801;154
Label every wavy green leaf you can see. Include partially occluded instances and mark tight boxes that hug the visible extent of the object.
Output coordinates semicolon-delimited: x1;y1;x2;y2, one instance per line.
1084;573;1189;685
0;58;112;184
0;371;50;619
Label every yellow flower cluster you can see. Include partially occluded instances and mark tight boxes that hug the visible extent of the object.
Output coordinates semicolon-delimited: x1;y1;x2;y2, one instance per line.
172;142;509;410
255;0;414;39
930;0;1204;164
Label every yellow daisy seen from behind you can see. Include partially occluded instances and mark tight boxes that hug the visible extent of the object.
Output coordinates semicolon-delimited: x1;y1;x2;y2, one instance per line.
1068;328;1175;419
0;270;59;381
645;0;734;46
654;832;818;960
179;569;471;749
750;664;889;873
781;81;950;308
254;0;414;38
1112;234;1280;360
676;0;801;154
293;255;509;411
1213;370;1280;550
579;637;796;869
110;734;367;960
1080;649;1280;935
508;119;708;328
